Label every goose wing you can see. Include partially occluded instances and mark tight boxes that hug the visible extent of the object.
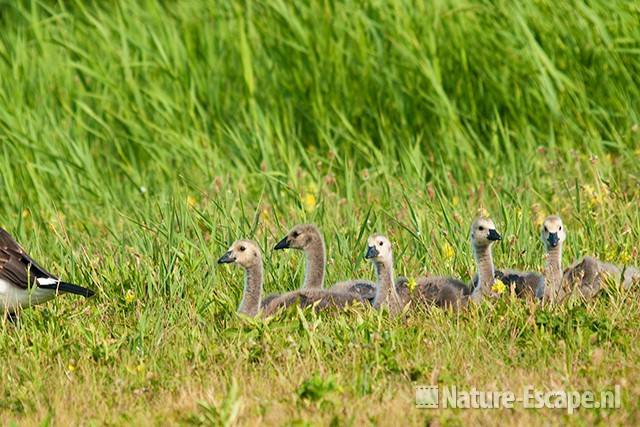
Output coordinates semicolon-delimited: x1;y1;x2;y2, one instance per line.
415;276;469;308
330;279;377;302
498;269;543;298
0;228;59;289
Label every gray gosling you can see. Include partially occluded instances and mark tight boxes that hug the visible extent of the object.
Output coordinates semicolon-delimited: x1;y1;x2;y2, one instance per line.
274;224;377;302
364;234;468;312
413;274;470;310
538;215;566;302
540;215;640;302
364;234;404;314
470;217;503;301
470;216;543;299
217;239;266;317
218;239;366;317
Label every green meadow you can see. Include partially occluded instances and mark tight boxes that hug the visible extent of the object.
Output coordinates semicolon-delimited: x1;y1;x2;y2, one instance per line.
1;0;640;425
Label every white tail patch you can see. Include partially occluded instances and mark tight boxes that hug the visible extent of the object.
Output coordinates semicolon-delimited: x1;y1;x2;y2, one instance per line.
36;277;59;286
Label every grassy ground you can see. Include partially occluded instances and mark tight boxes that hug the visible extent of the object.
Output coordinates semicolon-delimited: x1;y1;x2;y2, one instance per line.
1;0;640;425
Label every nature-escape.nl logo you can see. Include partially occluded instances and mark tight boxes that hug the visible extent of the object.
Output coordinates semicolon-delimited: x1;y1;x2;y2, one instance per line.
415;385;621;414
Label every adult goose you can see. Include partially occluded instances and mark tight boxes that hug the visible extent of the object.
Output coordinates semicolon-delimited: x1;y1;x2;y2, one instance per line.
0;228;95;318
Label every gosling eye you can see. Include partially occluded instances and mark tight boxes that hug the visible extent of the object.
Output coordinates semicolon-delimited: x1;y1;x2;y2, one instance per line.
544;226;548;232
239;246;246;252
559;226;562;231
478;226;484;231
378;241;384;246
292;231;300;238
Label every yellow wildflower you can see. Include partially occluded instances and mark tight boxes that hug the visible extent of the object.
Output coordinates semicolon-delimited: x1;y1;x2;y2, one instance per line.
451;196;459;207
589;193;605;208
67;364;76;372
407;277;417;292
136;362;146;373
186;195;197;208
604;244;617;262
124;290;136;304
491;279;506;295
302;194;317;212
22;209;30;218
442;243;455;262
620;251;631;265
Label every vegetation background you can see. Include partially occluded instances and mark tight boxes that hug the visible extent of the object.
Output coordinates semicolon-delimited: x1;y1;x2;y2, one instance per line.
1;0;639;425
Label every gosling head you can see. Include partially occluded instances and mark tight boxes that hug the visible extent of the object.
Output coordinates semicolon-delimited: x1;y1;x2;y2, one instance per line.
273;224;322;251
364;234;392;264
217;239;261;268
470;217;502;248
541;215;566;250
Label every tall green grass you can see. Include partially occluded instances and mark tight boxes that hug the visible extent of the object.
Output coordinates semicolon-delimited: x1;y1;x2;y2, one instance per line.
1;0;639;425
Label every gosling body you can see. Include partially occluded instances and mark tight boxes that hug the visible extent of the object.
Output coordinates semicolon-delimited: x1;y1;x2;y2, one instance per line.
274;224;377;302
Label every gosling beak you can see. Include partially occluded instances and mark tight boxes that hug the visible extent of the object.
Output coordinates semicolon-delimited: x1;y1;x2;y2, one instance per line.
273;236;290;250
365;245;379;259
488;229;502;241
217;251;235;264
547;232;559;248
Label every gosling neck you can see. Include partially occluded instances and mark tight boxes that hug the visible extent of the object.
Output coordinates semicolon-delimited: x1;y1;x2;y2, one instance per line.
543;242;563;302
303;234;326;289
474;243;495;295
238;262;263;316
373;256;401;312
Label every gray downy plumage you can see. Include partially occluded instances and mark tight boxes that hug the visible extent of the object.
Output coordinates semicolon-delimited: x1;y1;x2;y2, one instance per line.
365;234;470;310
540;215;640;302
262;288;366;317
472;268;544;299
274;224;377;302
412;275;471;310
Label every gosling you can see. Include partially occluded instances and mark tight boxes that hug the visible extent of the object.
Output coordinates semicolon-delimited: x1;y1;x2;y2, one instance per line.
274;224;377;302
364;234;404;314
469;217;503;301
539;215;640;302
218;239;365;317
471;218;558;299
365;234;469;310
